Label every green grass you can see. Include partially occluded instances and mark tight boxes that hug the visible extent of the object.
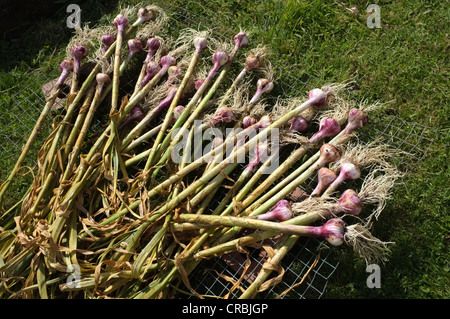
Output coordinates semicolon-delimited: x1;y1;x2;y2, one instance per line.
0;0;448;298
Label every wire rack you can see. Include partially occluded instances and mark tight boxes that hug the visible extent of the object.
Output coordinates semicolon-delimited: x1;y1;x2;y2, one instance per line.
0;4;438;299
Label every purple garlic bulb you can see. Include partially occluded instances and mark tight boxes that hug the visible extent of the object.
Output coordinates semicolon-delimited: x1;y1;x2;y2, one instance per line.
255;115;271;129
173;105;185;120
311;167;337;197
249;78;274;104
290;115;308;133
233;31;249;50
194;37;208;54
342;108;369;135
160;55;176;72
141;86;179;126
195;79;205;91
309;117;341;143
71;46;88;73
319;218;346;246
335;189;362;216
156;86;178;113
245;55;260;71
140;61;161;88
313;143;341;170
308;88;328;107
96;73;111;88
254;199;293;222
114;14;129;33
119;106;145;130
169;105;185;125
57;59;74;86
210;107;234;125
127;39;143;56
144;38;161;63
243;115;257;129
137;7;155;24
243;142;268;175
207;51;229;80
101;35;115;53
327;160;361;192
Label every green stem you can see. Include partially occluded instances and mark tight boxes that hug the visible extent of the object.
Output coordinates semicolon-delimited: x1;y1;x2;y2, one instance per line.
176;214;321;236
133;93;326;208
142;49;204;179
61;83;106;183
146;61;230;182
240;131;351;217
86;91;331;241
200;153;328;251
241;147;317;215
111;26;124;118
63;86;96;159
0;87;60;206
194;198;338;259
1;16;142;208
122;123;163;154
130;214;171;278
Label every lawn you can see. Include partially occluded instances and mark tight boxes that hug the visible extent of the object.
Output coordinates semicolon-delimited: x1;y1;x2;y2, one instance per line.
0;0;448;299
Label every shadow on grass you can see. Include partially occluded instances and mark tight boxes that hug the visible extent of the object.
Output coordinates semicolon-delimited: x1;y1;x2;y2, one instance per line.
0;0;119;71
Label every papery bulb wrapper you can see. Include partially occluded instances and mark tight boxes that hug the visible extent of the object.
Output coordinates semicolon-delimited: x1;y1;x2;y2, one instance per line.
314;143;340;169
243;116;257;129
102;35;115;52
255;115;271;129
210;107;234;125
127;39;142;56
250;78;274;104
342;108;369;135
96;73;111;86
321;218;345;246
254;199;293;222
207;51;229;79
308;88;327;106
290;116;308;132
245;55;260;71
138;7;156;23
339;161;361;180
336;189;362;215
311;167;337;196
173;105;185;120
309;117;341;143
234;32;249;50
194;37;208;53
114;14;129;32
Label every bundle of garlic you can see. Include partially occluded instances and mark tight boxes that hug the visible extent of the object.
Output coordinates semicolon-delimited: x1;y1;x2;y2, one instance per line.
0;5;401;299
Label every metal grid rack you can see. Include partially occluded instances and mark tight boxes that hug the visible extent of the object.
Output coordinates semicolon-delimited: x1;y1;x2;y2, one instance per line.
0;72;58;168
0;4;438;299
